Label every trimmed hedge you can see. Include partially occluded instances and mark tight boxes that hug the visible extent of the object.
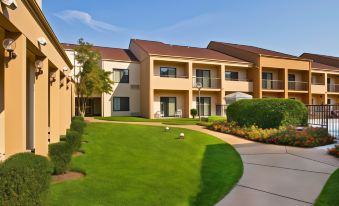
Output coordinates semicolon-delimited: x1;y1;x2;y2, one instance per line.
66;130;82;152
70;119;86;134
227;98;308;129
0;153;51;206
48;142;72;175
72;116;84;122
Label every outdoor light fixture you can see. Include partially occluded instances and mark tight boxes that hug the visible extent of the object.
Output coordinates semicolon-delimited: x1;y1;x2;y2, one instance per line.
35;59;43;76
179;133;185;139
49;73;56;83
2;38;16;59
165;127;170;132
37;37;47;46
1;0;17;10
63;66;68;72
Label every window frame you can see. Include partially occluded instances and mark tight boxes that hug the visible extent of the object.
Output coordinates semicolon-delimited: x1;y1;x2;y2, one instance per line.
160;67;177;78
113;69;129;83
113;97;130;111
225;71;239;81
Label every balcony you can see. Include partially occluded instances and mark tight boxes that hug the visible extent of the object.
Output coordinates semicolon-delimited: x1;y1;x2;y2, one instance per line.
288;81;308;91
192;76;220;89
328;84;339;93
311;82;326;94
224;79;253;92
153;75;190;90
262;79;283;90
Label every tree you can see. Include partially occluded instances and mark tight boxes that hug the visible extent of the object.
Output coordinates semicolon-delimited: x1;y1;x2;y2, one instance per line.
74;38;113;117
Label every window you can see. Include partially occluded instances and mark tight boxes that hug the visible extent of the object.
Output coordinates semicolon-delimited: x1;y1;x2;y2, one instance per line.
113;97;130;111
113;69;129;83
225;71;239;81
328;99;332;105
160;67;176;77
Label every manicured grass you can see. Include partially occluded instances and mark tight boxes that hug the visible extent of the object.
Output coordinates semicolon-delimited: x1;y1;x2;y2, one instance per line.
315;169;339;206
48;123;242;206
96;116;226;125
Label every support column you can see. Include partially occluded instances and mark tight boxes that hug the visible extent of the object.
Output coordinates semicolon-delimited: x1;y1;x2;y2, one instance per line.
59;74;67;135
34;58;49;156
66;78;72;129
148;58;154;118
49;69;60;143
187;62;193;118
4;34;27;156
0;42;4;160
324;73;328;104
284;68;288;99
220;65;225;116
71;82;75;117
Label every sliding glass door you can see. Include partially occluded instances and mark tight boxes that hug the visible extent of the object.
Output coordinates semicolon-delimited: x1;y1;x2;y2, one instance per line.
196;69;211;88
160;97;176;117
196;97;211;116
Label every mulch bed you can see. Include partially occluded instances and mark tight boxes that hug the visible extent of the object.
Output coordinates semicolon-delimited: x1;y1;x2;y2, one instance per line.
52;171;84;183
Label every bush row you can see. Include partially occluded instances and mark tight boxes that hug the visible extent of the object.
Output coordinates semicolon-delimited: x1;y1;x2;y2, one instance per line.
227;98;308;129
209;121;334;147
0;153;51;206
0;116;87;205
49;116;86;175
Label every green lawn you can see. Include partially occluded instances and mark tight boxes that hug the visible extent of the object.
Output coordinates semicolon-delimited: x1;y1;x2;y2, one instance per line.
96;116;225;125
315;169;339;206
48;123;242;206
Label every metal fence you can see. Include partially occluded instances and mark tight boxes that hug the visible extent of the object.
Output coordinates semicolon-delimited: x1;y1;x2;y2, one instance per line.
307;104;339;139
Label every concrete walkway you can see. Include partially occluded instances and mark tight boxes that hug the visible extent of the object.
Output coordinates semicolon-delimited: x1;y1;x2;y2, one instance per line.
86;117;339;206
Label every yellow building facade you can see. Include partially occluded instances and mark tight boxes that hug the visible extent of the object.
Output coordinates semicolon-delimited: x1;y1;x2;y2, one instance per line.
0;0;74;160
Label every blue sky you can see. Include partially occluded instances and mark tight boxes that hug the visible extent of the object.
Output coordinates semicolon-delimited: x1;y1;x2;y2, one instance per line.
44;0;339;56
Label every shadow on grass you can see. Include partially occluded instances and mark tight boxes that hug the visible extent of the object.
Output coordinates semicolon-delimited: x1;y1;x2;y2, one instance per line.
189;144;243;206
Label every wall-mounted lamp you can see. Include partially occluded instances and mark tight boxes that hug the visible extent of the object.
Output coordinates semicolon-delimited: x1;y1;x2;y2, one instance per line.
1;0;17;10
35;60;43;76
63;66;68;72
3;38;16;59
37;37;47;46
49;73;56;83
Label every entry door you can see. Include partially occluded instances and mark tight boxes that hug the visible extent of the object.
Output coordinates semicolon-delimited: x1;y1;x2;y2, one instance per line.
262;72;273;89
196;97;211;116
196;70;211;88
160;97;176;117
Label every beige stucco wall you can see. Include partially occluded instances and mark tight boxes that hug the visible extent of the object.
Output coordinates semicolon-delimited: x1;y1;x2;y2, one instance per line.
102;60;141;116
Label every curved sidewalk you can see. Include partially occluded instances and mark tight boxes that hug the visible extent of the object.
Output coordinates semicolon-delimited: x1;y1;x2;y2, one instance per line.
86;117;339;206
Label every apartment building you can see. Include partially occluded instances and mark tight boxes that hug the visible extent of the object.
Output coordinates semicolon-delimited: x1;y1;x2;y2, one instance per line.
300;53;339;105
63;39;339;119
0;0;74;160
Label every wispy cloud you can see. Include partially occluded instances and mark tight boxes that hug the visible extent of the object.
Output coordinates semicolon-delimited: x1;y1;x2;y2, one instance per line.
55;10;122;32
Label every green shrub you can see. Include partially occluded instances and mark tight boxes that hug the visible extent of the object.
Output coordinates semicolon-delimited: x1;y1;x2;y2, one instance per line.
49;142;72;175
70;119;86;134
0;153;51;206
66;130;82;152
227;98;308;129
190;109;197;119
72;116;84;122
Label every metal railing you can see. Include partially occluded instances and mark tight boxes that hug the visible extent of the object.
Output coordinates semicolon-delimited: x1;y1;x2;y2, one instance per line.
288;81;308;91
154;74;188;79
192;76;221;89
327;84;339;92
262;79;284;90
216;105;227;116
225;78;252;82
307;104;339;139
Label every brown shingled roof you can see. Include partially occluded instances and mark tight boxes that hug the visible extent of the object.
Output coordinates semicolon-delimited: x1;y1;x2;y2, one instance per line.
211;41;298;59
311;61;338;71
62;43;139;62
131;39;249;63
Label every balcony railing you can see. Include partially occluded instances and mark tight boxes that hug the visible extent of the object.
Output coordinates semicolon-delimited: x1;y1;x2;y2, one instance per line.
193;76;220;89
328;84;339;92
154;74;188;79
288;81;308;91
262;79;283;90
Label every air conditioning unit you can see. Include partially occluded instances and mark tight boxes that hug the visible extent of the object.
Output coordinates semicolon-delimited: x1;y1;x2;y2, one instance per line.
1;0;17;10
